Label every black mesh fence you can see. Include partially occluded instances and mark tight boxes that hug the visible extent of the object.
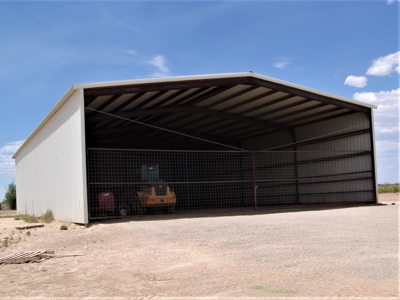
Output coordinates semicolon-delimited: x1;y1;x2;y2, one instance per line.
87;148;375;219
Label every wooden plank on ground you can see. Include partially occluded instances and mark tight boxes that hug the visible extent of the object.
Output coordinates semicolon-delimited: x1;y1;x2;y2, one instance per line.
15;224;44;230
0;250;54;265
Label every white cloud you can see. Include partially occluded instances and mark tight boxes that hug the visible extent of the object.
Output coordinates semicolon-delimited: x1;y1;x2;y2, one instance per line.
126;49;137;56
273;58;290;70
346;52;399;183
149;55;169;75
344;75;368;88
366;51;400;77
376;140;400;153
353;88;400;135
353;88;399;115
387;0;396;4
0;140;24;178
353;91;376;103
375;142;399;183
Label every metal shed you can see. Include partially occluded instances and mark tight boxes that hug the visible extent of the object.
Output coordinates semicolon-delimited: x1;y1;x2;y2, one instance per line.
13;72;378;224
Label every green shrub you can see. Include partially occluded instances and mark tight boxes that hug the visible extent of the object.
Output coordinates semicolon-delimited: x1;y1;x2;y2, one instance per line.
42;209;54;223
378;183;400;193
60;225;68;230
2;182;16;210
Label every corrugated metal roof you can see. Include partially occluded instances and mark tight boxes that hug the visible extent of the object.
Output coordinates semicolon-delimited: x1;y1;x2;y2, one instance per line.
14;72;377;156
81;73;376;150
76;72;376;109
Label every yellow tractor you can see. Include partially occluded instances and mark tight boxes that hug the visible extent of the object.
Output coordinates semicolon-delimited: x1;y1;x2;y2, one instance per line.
132;165;176;214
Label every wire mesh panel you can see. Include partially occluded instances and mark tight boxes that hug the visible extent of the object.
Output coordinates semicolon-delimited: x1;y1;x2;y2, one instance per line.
87;149;253;219
87;148;375;219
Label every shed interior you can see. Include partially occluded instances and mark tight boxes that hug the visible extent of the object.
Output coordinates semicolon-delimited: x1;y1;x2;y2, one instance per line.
83;74;376;218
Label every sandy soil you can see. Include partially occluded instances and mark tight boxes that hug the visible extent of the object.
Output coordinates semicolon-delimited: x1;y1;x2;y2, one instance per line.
0;195;398;299
377;192;399;204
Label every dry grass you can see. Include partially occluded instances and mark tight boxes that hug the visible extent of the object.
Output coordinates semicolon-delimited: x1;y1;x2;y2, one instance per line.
13;214;39;223
378;183;400;193
42;209;54;223
11;210;54;224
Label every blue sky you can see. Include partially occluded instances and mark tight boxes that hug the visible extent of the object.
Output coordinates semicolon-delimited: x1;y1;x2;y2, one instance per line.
0;0;398;200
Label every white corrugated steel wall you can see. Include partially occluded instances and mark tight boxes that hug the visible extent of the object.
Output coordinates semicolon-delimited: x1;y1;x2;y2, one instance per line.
14;89;88;223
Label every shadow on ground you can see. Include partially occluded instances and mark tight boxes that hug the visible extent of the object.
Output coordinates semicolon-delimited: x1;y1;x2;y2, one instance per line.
89;201;383;226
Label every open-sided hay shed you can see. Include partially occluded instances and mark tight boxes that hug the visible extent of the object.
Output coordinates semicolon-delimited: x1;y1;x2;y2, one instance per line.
13;73;377;224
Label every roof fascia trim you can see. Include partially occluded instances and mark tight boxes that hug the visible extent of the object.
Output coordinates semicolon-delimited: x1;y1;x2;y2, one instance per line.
73;72;252;90
76;72;376;110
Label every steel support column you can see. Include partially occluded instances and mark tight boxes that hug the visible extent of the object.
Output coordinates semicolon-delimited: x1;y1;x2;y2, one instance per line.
290;130;300;204
252;151;258;210
368;111;378;203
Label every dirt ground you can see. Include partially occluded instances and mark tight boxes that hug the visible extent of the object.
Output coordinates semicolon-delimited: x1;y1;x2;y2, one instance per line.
0;194;398;299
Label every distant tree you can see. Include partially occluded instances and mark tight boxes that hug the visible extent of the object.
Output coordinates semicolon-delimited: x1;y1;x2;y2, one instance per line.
3;182;16;210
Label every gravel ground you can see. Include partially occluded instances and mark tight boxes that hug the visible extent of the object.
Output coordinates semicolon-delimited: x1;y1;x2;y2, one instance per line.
0;194;398;299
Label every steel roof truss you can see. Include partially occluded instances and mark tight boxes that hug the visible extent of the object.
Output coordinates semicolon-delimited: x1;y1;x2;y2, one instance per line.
83;77;252;97
250;77;370;114
204;85;260;108
182;85;234;106
267;103;327;122
189;106;291;132
287;107;346;125
237;94;297;116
